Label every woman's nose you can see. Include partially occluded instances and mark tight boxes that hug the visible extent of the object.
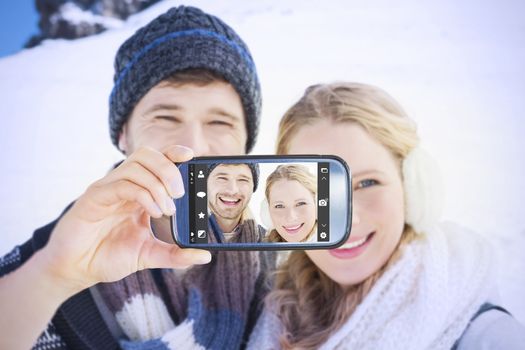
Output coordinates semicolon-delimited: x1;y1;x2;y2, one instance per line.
285;208;298;221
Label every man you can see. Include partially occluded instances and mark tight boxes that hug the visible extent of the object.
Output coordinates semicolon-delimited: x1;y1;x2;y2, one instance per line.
0;6;273;350
207;163;264;243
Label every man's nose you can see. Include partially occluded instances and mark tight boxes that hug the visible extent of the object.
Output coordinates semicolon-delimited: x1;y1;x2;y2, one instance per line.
175;124;211;156
224;180;239;194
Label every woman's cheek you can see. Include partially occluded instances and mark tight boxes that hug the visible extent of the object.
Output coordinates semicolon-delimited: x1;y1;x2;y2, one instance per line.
270;210;283;227
306;250;333;272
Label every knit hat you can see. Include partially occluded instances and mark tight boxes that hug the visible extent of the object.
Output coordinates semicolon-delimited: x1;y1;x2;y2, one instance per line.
109;6;261;153
208;162;260;192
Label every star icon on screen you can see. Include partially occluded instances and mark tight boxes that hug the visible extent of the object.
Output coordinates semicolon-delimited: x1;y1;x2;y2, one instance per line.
198;212;205;219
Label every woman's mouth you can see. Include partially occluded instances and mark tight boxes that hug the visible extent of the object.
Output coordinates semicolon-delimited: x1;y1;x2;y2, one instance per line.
329;232;375;259
219;196;241;206
282;223;304;234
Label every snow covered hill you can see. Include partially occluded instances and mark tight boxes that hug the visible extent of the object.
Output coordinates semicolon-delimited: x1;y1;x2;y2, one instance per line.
1;0;524;323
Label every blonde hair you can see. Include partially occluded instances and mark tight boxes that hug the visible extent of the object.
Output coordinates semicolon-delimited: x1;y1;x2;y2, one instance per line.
264;164;317;243
277;83;418;160
268;82;421;349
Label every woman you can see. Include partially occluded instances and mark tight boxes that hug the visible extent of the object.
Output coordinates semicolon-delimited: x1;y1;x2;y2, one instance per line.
248;82;525;349
264;164;317;243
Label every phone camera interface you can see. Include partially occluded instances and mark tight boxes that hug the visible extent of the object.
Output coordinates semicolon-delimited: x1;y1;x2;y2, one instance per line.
188;162;330;244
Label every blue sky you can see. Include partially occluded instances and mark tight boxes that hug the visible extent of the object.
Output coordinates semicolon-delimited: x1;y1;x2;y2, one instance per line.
0;2;39;58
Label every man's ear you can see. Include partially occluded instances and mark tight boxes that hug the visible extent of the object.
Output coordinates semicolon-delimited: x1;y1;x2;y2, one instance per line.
117;125;128;155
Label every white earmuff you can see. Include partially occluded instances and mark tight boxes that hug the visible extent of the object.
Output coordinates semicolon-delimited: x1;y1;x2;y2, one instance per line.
260;198;274;229
402;146;444;234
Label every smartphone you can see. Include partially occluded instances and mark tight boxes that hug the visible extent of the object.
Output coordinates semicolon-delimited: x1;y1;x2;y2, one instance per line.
151;155;351;250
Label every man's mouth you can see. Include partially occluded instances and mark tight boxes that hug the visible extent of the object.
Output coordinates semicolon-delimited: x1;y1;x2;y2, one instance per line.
219;196;241;206
282;223;304;234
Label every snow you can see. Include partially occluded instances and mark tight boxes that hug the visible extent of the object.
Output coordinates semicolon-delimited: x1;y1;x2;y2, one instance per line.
53;2;124;28
1;0;524;323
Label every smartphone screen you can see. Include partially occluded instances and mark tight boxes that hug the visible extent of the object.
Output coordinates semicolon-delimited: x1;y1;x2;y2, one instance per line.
156;155;351;250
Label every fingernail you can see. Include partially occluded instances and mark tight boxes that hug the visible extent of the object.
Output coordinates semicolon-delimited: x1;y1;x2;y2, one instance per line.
165;197;176;215
195;251;212;264
177;145;193;153
151;203;163;217
171;179;185;198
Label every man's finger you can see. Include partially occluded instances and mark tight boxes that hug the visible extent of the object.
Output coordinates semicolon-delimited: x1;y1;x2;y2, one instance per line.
112;161;175;216
78;180;164;221
137;238;212;270
125;145;192;198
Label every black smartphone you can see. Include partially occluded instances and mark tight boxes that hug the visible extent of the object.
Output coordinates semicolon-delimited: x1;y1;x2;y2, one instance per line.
151;155;351;250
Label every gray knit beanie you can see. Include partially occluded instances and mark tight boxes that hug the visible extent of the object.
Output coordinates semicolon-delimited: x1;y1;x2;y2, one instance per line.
109;6;261;153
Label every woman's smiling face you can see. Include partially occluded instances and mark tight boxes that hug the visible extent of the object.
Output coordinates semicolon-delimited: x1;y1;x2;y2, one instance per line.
268;179;317;242
288;120;406;286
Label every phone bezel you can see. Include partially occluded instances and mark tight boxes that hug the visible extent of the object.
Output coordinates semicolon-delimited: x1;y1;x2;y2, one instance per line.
171;154;352;250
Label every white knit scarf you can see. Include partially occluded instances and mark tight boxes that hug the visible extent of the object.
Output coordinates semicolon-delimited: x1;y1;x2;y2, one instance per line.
248;222;495;350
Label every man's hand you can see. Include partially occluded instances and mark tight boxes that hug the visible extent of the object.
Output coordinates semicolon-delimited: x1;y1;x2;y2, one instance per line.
40;145;211;295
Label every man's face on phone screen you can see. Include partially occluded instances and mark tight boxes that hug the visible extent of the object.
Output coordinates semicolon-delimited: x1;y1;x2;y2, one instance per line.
207;164;254;222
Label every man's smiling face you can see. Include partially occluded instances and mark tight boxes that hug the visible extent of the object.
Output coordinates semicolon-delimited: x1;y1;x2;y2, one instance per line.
207;164;254;223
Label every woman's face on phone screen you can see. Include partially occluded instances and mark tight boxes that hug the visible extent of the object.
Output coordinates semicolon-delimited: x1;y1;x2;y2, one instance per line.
268;179;316;242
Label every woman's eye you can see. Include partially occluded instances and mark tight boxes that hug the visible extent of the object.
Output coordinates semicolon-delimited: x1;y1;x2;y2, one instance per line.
296;201;308;206
274;204;284;209
357;179;378;189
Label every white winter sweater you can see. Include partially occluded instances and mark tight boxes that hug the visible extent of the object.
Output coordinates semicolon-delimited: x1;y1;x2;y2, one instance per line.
247;222;525;349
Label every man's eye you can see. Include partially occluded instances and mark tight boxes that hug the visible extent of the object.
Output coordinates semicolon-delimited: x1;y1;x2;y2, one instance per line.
357;179;378;189
156;116;180;123
217;177;228;181
239;179;250;183
209;120;233;127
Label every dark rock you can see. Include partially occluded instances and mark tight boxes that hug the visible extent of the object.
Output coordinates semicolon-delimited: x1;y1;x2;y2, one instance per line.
26;0;161;48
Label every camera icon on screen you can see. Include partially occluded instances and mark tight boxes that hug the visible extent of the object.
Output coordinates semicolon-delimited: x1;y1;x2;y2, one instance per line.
318;199;328;206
